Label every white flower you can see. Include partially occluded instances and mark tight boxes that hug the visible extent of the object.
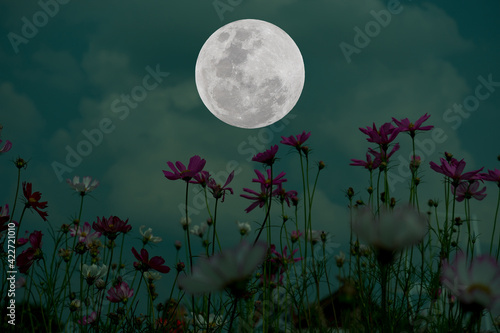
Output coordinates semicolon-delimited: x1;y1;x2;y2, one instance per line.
180;217;192;228
335;251;346;268
66;176;99;194
178;241;267;296
441;252;500;311
143;271;162;281
139;225;162;244
190;223;208;237
304;229;322;244
237;221;251;236
81;263;107;284
352;205;428;253
191;313;225;329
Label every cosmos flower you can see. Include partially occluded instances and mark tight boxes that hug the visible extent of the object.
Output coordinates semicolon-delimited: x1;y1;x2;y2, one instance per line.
78;311;98;326
481;168;500;187
441;252;500;312
190;170;211;187
359;122;400;149
368;143;400;165
352;205;428;260
350;153;381;171
81;263;107;285
392;113;434;138
207;171;234;202
178;241;267;297
304;229;322;245
190;223;208;238
22;182;48;221
0;139;12;153
453;181;487;202
131;247;170;273
191;313;225;330
92;216;131;240
139;225;162;244
106;281;134;303
273;184;298;207
280;131;311;150
241;185;268;213
163;155;206;182
237;221;251;236
252;169;287;189
335;251;346;268
270;245;302;274
252;145;278;166
66;176;99;195
429;158;483;186
290;230;302;243
17;230;43;274
70;221;102;245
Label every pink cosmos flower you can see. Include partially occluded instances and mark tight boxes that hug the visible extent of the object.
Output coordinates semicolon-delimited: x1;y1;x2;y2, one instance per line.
178;241;267;297
78;311;98;326
350;153;381;171
190;170;211;187
92;216;131;240
441;252;500;312
66;176;99;195
270;245;302;274
280;131;311;150
359;122;400;149
241;185;268;213
273;184;298;207
106;281;134;303
252;169;287;189
207;171;234;202
0;139;12;153
131;247;170;273
17;230;43;274
368;143;400;165
430;158;484;186
290;230;302;243
70;221;102;244
453;181;487;202
392;113;434;138
252;145;278;166
481;168;500;187
352;205;428;255
22;182;48;221
163;155;206;182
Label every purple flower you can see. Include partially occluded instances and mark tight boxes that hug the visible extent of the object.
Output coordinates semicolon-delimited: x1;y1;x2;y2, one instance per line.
392;113;434;138
453;181;487;202
359;122;400;149
17;230;43;274
132;247;170;273
368;143;400;165
92;216;131;240
0;139;12;153
252;169;287;189
280;131;311;150
241;185;268;213
207;171;234;202
106;281;134;303
350;153;381;171
481;169;500;187
430;158;483;186
252;145;278;166
163;155;206;182
190;170;211;187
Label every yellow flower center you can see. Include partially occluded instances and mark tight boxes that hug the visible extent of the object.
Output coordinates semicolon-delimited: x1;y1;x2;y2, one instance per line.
467;283;492;295
29;197;38;203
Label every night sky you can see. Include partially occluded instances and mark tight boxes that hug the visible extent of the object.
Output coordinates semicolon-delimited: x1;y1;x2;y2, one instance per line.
1;0;500;300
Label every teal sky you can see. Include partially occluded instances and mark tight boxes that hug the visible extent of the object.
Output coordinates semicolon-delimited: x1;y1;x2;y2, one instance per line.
1;0;500;301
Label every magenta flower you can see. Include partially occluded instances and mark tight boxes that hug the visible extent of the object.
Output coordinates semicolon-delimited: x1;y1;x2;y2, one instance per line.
106;281;134;303
270;245;302;274
22;182;48;221
0;139;12;153
163;155;206;182
359;122;400;149
17;230;43;274
78;311;98;326
392;113;434;138
350;153;381;171
481;169;500;187
252;145;278;166
430;158;484;186
241;185;268;213
441;252;500;312
190;170;211;187
368;143;400;165
131;247;170;273
207;171;234;202
453;181;487;202
92;216;131;240
273;184;298;207
280;131;311;150
290;230;302;243
252;169;287;189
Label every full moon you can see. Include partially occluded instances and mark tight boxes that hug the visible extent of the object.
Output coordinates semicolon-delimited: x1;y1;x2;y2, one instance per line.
195;19;305;129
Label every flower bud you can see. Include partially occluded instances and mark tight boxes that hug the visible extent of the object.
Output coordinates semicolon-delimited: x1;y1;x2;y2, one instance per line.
174;240;182;250
428;199;434;207
318;161;325;170
95;278;106;290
